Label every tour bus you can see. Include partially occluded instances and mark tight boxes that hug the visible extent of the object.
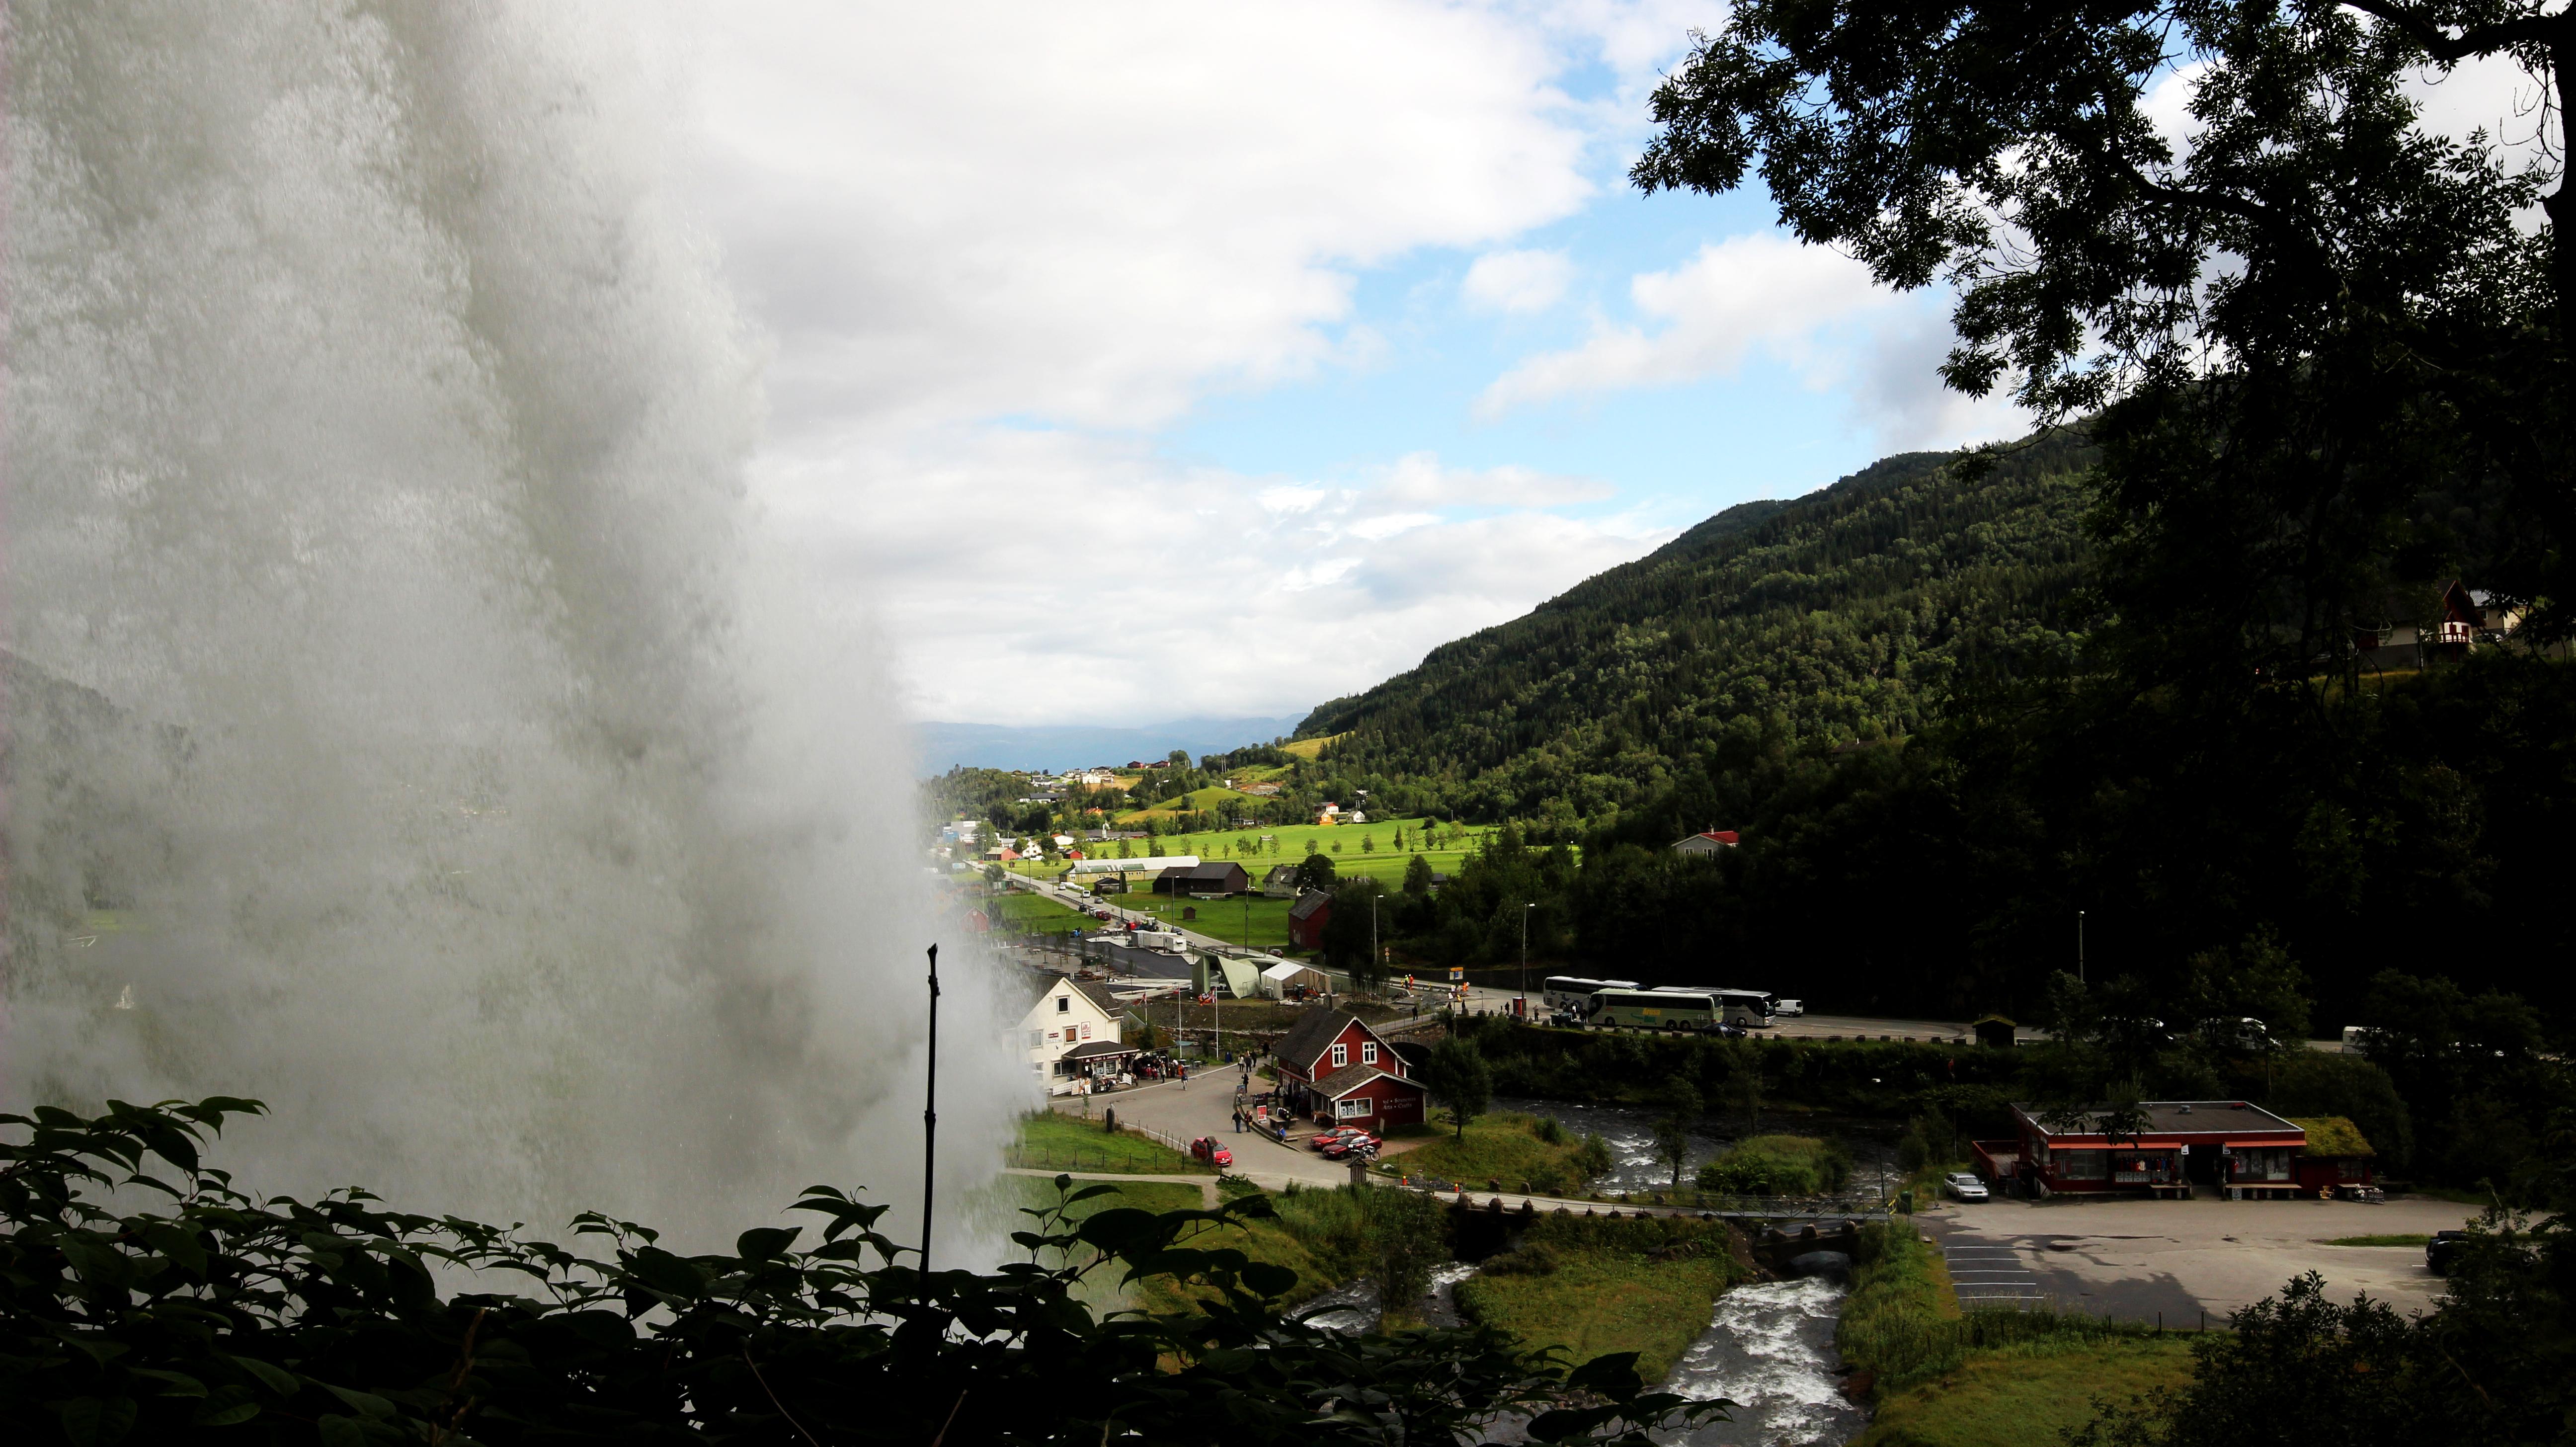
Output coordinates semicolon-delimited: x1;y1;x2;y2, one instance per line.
1587;988;1722;1032
1647;984;1776;1028
1541;975;1639;1014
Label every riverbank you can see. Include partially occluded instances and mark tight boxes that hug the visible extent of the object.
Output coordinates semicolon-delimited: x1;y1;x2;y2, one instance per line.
1454;1211;1758;1381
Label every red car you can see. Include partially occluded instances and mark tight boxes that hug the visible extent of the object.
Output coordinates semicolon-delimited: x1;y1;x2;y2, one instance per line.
1315;1130;1379;1159
1190;1136;1233;1168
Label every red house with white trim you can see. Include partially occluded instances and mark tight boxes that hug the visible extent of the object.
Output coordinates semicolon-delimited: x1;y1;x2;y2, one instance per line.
1270;1008;1425;1129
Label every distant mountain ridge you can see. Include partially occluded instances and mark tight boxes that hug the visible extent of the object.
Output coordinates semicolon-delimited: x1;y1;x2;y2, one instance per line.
1293;433;2099;819
912;715;1308;775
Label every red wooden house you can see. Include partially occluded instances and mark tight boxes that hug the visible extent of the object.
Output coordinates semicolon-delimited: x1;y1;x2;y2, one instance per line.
1973;1101;2310;1199
1271;1007;1425;1128
1287;889;1332;950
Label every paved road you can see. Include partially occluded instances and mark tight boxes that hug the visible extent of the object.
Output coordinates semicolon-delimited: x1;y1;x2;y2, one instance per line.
1919;1193;2476;1322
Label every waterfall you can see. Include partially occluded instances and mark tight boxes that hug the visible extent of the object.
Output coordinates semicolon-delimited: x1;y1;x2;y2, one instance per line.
0;0;1019;1244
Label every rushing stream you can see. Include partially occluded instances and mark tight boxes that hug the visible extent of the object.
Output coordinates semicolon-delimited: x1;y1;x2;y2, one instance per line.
1659;1279;1869;1445
1494;1097;1903;1196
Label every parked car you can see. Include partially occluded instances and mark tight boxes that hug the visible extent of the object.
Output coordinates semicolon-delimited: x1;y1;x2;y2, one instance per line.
1943;1171;1990;1203
1309;1127;1367;1152
1773;998;1805;1017
2427;1229;2471;1276
1190;1136;1233;1168
1319;1132;1379;1159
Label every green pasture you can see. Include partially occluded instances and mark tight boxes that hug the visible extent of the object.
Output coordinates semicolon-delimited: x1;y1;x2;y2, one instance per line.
1011;1111;1204;1175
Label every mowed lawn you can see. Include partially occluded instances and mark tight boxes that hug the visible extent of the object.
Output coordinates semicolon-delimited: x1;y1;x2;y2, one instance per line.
1854;1337;2198;1447
1456;1248;1742;1383
1012;1111;1207;1175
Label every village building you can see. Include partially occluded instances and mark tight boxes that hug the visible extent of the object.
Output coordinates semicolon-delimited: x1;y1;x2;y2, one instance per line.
1015;973;1142;1095
1287;889;1332;949
1270;1008;1426;1128
1151;861;1250;897
1262;863;1301;898
1976;1101;2323;1199
2289;1116;2378;1194
1671;829;1740;856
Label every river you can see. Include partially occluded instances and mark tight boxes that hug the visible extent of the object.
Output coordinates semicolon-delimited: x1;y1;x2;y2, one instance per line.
1492;1096;1904;1197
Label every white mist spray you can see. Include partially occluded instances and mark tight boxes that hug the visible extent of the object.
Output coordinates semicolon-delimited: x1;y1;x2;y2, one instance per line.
0;0;1024;1244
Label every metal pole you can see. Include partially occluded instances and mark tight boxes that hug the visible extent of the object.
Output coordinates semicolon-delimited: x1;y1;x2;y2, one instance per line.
1520;903;1533;1019
922;944;940;1295
2078;910;2086;986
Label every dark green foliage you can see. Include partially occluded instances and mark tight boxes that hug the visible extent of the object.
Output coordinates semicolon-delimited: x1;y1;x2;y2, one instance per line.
1318;878;1387;987
0;1099;1728;1446
1292;851;1337;891
1650;1077;1701;1191
1422;1038;1495;1141
1298;439;2095;822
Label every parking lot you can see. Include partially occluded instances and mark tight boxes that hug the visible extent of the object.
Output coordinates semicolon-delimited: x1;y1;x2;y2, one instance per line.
1920;1192;2480;1322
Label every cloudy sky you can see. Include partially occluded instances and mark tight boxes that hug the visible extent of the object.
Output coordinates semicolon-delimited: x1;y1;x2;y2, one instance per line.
677;2;2536;730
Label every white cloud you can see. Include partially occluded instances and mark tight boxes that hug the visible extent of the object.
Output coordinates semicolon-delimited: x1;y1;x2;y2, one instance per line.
1376;451;1614;507
760;430;1666;722
1463;248;1576;314
1477;234;1895;415
693;2;1598;439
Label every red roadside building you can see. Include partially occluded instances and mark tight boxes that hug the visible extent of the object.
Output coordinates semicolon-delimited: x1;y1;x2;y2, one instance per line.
1270;1007;1426;1129
1973;1101;2373;1199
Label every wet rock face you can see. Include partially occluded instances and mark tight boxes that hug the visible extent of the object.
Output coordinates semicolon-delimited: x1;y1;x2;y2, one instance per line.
1785;1250;1853;1282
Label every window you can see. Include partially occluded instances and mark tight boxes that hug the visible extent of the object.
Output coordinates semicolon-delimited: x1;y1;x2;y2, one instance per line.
1027;1031;1042;1049
1056;996;1070;1013
1361;1043;1378;1065
1331;1044;1348;1068
2055;1150;2107;1181
1336;1096;1373;1119
2338;1159;2365;1182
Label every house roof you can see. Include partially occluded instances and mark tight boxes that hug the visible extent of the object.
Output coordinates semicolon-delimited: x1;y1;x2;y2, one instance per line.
2015;1100;2305;1141
1288;890;1332;921
1274;1008;1360;1071
1180;862;1244;882
1312;1063;1418;1099
1062;1040;1140;1060
1019;971;1128;1019
1264;864;1300;883
2290;1116;2375;1157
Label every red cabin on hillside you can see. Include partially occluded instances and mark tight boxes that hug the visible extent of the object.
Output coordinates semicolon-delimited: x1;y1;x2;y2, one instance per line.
1270;1008;1425;1128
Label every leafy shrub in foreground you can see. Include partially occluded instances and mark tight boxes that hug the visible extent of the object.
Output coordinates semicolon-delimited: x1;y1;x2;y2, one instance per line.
0;1098;1728;1445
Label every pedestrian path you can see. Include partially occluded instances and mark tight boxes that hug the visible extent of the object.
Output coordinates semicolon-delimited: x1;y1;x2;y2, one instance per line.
1944;1237;2044;1307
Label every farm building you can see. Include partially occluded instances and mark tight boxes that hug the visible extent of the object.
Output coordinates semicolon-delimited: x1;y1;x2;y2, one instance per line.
1270;1008;1424;1128
1975;1101;2324;1199
2289;1116;2377;1192
1262;864;1301;898
1151;861;1250;897
1671;829;1739;856
1287;889;1332;949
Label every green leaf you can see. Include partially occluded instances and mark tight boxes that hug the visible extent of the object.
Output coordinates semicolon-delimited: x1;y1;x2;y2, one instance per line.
317;1414;369;1447
127;1367;208;1397
57;1396;138;1447
192;1386;260;1428
626;1246;709;1299
1240;1262;1298;1298
734;1226;801;1261
321;1383;397;1420
225;1354;301;1398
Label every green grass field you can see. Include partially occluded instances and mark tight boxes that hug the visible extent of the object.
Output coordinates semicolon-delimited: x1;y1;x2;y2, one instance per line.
1010;1111;1207;1175
1386;1114;1599;1195
1854;1336;2197;1447
1454;1215;1753;1381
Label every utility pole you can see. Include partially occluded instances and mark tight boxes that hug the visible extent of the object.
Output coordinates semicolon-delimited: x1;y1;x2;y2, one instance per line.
1369;888;1379;994
921;944;940;1297
1520;902;1535;1019
2078;910;2087;986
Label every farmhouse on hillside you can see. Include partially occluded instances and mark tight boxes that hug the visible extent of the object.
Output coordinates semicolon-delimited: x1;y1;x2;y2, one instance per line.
1015;972;1141;1095
1262;864;1301;898
1270;1007;1425;1128
1671;829;1739;856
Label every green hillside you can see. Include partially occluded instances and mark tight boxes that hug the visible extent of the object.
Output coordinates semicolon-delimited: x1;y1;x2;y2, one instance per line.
1296;433;2097;821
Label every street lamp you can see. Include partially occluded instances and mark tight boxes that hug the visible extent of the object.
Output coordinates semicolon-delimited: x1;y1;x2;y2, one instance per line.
1519;902;1535;1019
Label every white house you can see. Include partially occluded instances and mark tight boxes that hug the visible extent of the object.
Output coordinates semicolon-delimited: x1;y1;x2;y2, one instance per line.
1672;829;1739;856
1017;973;1141;1095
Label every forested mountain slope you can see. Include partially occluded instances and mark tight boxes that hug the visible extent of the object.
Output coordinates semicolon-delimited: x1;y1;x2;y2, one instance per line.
1298;432;2098;821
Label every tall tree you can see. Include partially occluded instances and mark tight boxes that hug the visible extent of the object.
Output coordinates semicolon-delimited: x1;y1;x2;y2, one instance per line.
1651;1075;1704;1191
1635;0;2569;665
1423;1037;1494;1141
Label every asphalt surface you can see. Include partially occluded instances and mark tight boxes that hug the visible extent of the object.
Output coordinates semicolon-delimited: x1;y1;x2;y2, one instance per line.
1919;1192;2477;1322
